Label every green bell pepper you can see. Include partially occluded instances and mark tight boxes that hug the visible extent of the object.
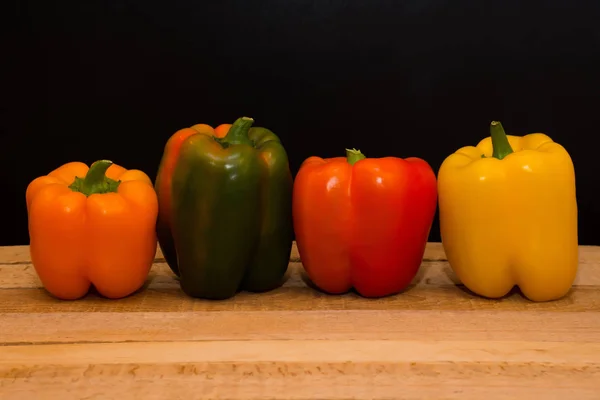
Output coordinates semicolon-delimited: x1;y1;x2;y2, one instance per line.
155;117;293;300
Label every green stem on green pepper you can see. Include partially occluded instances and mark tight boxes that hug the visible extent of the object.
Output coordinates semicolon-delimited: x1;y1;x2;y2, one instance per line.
221;117;255;147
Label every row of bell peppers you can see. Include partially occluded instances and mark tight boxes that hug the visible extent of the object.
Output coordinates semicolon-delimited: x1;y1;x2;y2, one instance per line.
25;118;578;303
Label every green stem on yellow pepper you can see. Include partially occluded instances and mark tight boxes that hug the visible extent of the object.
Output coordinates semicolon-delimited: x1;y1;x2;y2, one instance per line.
490;121;514;160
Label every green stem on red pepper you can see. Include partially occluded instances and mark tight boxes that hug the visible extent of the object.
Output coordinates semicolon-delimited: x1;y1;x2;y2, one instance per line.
346;148;366;165
490;121;514;160
68;160;121;196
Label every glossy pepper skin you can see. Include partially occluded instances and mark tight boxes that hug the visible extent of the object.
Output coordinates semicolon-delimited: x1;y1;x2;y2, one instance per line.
292;149;438;298
155;117;293;300
154;122;231;274
438;121;578;302
26;160;158;300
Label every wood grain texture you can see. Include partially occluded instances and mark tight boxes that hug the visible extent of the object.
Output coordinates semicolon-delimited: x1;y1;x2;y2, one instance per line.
1;242;600;399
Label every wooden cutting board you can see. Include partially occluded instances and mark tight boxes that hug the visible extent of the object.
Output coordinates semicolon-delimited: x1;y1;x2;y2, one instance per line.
1;242;600;399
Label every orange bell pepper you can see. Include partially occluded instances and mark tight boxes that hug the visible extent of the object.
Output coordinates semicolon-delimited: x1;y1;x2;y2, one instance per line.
25;160;158;300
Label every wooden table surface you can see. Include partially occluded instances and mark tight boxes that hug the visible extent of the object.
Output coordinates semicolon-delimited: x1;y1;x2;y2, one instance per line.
1;242;600;399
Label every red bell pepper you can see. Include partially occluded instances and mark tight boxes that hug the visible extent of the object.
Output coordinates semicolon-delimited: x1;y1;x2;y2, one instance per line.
292;148;438;297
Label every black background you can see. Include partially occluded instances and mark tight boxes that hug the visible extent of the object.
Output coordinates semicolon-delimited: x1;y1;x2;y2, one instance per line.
3;0;600;246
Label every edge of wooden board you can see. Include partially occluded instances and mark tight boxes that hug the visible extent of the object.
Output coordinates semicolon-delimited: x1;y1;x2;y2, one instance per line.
2;241;600;264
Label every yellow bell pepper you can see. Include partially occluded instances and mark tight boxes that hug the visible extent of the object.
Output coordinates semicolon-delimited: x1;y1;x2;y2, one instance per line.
437;121;578;302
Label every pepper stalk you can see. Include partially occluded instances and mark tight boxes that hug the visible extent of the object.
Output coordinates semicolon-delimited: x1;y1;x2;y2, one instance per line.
490;121;514;160
68;160;121;196
219;117;255;147
346;148;366;165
